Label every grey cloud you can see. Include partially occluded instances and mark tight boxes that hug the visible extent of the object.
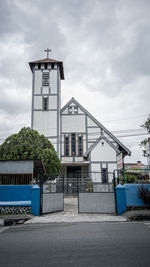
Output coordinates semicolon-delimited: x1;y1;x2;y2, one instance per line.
0;0;149;163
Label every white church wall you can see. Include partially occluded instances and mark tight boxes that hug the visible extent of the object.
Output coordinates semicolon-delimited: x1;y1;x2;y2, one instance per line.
90;162;116;183
50;69;57;94
49;95;57;109
62;115;86;133
78;108;84;114
61;109;68;115
90;164;101;182
87;127;100;142
107;163;117;182
108;163;117;173
34;96;42;109
90;140;116;162
101;163;106;168
91;163;101;173
49;138;57;152
87;117;98;127
33;111;57;137
33;95;57;110
34;70;42;94
42;87;49;94
61;157;73;163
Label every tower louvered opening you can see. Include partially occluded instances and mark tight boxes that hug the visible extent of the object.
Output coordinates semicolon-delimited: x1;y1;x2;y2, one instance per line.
42;72;49;86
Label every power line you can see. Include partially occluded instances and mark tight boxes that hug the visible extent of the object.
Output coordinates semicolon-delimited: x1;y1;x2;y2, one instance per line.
101;114;148;123
0;132;148;147
0;128;147;141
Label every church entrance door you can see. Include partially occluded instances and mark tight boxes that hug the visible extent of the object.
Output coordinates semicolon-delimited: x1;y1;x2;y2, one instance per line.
65;166;81;196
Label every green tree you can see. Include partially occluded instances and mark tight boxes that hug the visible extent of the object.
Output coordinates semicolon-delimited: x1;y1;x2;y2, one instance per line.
140;117;150;157
0;127;61;176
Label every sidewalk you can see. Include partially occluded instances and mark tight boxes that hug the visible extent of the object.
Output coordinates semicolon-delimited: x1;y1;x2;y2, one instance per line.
1;198;150;226
25;197;127;224
122;209;150;221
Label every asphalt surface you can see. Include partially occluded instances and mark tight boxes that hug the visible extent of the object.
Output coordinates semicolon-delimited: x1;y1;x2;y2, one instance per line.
0;222;150;267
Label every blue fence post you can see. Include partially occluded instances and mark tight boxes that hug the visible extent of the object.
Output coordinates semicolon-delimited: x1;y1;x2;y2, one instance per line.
116;184;127;215
31;185;40;216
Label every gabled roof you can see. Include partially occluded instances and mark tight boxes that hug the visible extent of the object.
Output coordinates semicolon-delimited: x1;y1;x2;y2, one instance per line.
61;97;131;156
29;58;64;80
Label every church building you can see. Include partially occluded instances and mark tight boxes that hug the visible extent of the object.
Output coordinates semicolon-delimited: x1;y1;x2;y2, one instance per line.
29;50;131;186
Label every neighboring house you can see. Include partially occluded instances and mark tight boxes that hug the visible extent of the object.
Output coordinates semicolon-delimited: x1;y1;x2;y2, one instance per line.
29;52;131;189
0;160;46;185
124;161;148;170
124;161;149;179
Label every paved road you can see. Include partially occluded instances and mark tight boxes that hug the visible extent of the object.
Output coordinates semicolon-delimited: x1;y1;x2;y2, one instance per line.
0;222;150;267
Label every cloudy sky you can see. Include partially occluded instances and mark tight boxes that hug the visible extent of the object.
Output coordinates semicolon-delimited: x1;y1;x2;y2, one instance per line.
0;0;149;164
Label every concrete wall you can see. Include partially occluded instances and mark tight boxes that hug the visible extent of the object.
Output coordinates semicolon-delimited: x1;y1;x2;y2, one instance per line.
0;185;40;216
42;193;64;213
78;192;116;213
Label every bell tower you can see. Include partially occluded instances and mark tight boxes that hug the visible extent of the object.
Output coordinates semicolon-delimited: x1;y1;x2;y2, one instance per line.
29;49;64;157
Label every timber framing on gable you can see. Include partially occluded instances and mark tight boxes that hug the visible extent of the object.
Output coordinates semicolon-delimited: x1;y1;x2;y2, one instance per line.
61;97;131;156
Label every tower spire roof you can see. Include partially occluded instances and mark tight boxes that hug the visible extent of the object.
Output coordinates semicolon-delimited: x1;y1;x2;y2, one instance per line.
29;57;64;80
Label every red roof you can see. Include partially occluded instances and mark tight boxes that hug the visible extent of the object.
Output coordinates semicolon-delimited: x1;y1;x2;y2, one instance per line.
29;58;64;80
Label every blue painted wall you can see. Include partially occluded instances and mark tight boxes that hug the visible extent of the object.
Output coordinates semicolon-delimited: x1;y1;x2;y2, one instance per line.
116;184;150;215
0;185;33;201
31;185;40;216
116;184;127;215
125;184;150;207
0;185;41;216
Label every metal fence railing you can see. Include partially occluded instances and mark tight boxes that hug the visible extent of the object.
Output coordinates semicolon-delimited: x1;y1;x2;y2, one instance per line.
37;172;116;195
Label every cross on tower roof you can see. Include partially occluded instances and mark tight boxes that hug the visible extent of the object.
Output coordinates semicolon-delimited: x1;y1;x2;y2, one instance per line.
44;48;52;59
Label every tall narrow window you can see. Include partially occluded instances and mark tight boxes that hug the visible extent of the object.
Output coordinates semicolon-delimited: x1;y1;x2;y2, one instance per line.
42;71;49;86
102;168;108;183
42;97;48;111
78;136;83;156
64;136;69;156
71;133;76;156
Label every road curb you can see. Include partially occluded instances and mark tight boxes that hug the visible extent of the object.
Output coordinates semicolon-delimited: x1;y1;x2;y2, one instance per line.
127;215;150;221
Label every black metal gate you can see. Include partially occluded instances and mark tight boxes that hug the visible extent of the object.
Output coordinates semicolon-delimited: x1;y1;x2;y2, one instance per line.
38;171;118;214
